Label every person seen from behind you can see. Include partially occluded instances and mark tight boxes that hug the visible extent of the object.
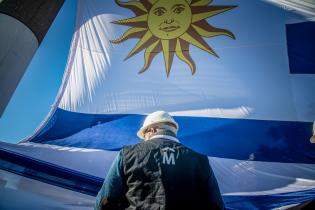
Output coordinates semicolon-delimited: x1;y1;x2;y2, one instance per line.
95;110;225;210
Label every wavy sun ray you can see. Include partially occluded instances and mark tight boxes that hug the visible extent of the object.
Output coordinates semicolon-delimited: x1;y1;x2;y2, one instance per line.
192;20;235;39
111;14;148;28
114;0;148;15
140;0;154;10
111;27;147;44
111;0;236;77
175;38;196;74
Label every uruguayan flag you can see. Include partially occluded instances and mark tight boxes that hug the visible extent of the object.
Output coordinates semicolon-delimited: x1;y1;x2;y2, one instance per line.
1;0;314;209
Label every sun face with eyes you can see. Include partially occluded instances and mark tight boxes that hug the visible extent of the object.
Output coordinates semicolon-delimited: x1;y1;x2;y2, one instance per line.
148;0;192;40
111;0;236;77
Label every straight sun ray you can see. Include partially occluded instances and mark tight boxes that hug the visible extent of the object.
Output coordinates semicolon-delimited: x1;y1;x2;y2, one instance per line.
111;14;148;27
180;30;218;57
192;23;235;39
111;28;147;44
191;0;213;7
192;6;236;23
139;39;161;74
115;0;147;15
161;39;174;76
175;39;196;74
125;30;155;60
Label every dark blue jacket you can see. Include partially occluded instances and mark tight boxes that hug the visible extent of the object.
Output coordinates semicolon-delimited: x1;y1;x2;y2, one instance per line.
96;132;225;210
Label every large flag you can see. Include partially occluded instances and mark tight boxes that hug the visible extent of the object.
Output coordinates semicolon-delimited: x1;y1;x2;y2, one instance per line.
1;0;315;209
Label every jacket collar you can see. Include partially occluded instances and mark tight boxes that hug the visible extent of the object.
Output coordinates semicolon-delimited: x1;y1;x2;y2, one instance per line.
149;130;179;142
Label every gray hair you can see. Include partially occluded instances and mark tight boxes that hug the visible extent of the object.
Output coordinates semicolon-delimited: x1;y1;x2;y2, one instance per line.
147;122;178;136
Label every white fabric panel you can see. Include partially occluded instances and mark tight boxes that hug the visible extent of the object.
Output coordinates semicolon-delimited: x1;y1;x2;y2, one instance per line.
59;0;114;111
0;141;115;178
209;157;315;196
56;0;315;122
1;142;314;196
169;106;253;118
0;170;95;210
264;0;315;18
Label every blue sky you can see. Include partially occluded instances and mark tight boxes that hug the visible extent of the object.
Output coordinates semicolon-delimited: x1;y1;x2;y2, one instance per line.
0;0;76;143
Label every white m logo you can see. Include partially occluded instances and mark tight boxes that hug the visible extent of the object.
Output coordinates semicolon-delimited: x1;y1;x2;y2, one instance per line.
162;147;176;165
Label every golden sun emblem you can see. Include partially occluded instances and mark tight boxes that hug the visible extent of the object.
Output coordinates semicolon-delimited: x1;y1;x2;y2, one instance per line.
111;0;236;77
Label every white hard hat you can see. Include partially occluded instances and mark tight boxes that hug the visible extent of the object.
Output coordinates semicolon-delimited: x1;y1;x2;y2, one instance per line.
137;111;179;139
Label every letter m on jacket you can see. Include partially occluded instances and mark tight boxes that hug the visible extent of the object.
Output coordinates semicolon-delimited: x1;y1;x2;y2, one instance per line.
162;147;176;165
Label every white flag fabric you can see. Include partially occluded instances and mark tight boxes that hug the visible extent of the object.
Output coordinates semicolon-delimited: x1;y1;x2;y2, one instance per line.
1;0;315;209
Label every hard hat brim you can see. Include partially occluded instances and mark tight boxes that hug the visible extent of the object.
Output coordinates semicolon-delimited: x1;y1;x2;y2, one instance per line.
137;120;178;139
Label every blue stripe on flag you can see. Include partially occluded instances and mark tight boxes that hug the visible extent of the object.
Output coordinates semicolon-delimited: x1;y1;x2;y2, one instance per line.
29;109;315;164
0;147;103;196
224;189;315;210
1;145;314;209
